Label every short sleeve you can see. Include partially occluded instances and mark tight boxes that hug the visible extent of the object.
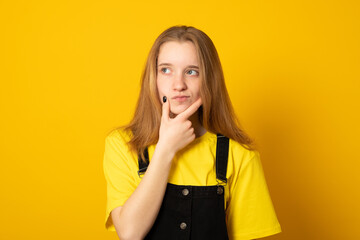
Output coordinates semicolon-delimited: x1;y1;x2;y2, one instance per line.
103;129;138;231
226;150;281;240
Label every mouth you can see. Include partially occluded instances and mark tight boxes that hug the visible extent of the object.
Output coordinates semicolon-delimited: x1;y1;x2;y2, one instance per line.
172;96;190;102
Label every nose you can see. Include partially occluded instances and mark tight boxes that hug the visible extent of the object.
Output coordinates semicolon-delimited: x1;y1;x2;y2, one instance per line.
172;72;187;91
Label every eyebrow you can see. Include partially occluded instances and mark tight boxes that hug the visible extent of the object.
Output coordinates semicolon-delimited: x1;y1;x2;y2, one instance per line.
158;63;199;69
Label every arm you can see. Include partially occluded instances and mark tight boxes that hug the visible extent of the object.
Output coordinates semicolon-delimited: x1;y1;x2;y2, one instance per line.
111;143;174;240
111;97;202;240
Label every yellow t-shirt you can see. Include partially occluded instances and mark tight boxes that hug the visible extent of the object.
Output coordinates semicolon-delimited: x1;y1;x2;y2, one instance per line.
103;128;281;240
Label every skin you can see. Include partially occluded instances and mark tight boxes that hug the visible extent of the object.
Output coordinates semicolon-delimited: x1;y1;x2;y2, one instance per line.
156;41;201;116
157;41;206;137
111;41;205;240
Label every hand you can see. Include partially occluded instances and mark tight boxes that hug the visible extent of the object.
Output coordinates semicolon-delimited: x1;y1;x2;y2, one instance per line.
157;97;202;156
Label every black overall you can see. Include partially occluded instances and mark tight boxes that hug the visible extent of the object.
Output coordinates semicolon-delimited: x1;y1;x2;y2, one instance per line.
138;134;230;240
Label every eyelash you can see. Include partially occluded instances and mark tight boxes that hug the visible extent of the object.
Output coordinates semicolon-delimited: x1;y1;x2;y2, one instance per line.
160;68;199;76
161;68;171;74
187;69;198;76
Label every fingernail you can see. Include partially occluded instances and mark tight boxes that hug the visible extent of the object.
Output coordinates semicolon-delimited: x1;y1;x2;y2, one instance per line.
162;96;167;103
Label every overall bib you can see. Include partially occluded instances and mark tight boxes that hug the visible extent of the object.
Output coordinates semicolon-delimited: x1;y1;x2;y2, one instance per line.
138;134;230;240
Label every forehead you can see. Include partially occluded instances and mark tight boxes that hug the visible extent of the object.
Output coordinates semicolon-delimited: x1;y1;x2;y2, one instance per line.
157;41;199;66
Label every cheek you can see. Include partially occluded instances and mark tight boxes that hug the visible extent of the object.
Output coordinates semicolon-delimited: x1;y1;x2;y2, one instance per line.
156;79;168;96
191;81;201;97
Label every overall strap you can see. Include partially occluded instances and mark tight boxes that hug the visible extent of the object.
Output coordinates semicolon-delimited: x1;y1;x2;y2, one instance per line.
137;133;230;182
216;134;229;184
137;147;149;177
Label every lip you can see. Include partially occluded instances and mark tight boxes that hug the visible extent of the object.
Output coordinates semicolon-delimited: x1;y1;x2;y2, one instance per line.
172;95;189;102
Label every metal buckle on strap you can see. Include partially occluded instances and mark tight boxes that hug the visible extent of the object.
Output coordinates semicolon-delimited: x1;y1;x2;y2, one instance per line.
216;178;227;186
137;167;148;178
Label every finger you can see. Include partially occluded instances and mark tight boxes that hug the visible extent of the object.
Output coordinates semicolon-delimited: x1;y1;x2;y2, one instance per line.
177;98;202;120
161;96;170;121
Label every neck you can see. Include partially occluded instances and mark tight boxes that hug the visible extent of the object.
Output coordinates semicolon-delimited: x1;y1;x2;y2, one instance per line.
189;111;206;138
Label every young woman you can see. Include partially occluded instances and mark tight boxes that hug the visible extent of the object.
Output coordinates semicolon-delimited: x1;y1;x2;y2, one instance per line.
103;25;281;240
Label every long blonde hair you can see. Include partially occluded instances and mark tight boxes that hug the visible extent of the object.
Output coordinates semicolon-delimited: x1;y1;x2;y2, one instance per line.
123;25;255;158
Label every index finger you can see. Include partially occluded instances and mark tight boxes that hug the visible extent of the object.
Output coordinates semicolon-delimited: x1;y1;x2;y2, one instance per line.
177;98;202;120
161;96;170;121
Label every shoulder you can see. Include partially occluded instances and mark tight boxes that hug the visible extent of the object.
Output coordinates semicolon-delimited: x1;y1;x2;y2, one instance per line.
228;138;258;162
226;138;262;178
104;127;135;154
106;127;132;143
104;127;136;161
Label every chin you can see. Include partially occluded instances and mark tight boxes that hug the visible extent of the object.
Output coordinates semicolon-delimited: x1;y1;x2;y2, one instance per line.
170;106;188;115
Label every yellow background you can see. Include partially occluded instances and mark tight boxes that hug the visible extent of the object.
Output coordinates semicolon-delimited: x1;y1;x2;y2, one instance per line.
1;0;359;239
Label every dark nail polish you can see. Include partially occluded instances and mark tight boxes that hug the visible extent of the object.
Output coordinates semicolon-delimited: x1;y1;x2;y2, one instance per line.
163;96;167;103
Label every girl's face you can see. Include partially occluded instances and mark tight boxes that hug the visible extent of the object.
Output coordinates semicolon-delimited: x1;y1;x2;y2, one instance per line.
156;41;201;116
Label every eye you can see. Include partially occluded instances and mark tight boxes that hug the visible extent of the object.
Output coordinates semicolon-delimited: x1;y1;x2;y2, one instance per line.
160;67;171;74
187;69;199;76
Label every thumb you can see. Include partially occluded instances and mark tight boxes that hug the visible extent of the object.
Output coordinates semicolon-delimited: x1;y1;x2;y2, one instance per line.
161;96;170;121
